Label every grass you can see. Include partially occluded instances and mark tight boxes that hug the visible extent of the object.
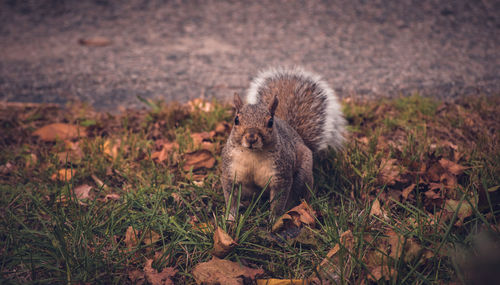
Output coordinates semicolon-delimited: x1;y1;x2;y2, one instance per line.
0;94;499;284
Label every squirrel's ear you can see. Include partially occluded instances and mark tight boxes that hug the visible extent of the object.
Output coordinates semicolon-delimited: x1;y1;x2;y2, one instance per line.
233;93;243;112
269;95;279;116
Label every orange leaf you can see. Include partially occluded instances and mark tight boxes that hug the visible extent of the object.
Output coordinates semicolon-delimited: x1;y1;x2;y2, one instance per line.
33;123;86;141
183;150;215;171
51;168;75;182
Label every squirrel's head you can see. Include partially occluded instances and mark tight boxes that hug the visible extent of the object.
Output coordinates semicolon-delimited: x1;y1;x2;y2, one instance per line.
230;93;278;150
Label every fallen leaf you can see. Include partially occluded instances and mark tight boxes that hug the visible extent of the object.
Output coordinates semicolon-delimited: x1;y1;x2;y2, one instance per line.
57;141;84;164
33;123;86;141
191;222;212;234
289;201;316;226
378;158;400;186
78;36;112;47
51;168;75;182
272;201;317;233
256;279;307;285
317;230;354;282
183;150;215;171
125;226;139;250
73;184;92;200
191;132;211;146
214;122;230;136
143;231;161;246
271;213;295;233
102;193;121;202
402;183;416;200
192;257;264;285
439;159;467;176
152;142;179;163
370;198;382;216
128;269;146;285
427;163;443;182
91;174;108;190
0;162;14;174
368;265;397;281
144;259;177;285
212;227;238;258
103;139;120;160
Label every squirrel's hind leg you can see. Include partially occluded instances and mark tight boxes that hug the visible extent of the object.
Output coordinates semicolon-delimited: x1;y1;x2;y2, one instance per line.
289;143;314;209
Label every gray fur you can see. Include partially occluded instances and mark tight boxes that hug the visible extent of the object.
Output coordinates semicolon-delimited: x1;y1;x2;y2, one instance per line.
221;67;346;219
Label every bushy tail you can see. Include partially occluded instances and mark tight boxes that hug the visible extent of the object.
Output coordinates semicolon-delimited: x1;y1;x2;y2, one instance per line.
246;67;346;152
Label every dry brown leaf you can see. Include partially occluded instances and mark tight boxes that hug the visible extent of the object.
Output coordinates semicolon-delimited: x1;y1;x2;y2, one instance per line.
271;213;295;233
183;150;215;171
256;279;308;285
57;141;84;164
427;163;443;182
78;36;112;47
191;132;211;146
214;122;230;136
402;183;416;200
192;257;264;285
91;174;108;190
368;265;397;281
102;193;121;202
103;139;120;160
33;123;86;141
144;259;177;285
152;142;179;163
370;198;382;216
143;231;161;246
212;227;238;258
378;158;400;185
289;201;316;226
51;168;75;182
317;230;354;282
73;184;92;200
125;226;139;250
0;162;14;174
439;158;467;176
128;269;146;285
191;222;212;234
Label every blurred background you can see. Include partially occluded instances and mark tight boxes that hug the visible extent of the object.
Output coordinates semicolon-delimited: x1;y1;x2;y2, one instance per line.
0;0;498;110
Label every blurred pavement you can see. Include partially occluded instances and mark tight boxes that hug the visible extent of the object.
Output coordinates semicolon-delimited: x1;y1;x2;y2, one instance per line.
0;0;499;110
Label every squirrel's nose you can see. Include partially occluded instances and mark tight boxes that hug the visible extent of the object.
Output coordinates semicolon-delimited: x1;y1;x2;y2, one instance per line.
247;133;258;144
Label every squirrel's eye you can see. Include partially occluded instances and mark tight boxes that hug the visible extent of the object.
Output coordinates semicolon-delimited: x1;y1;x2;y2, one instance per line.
234;115;240;125
267;117;274;128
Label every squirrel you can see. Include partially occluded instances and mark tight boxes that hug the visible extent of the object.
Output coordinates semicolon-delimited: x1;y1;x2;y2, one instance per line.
221;67;346;220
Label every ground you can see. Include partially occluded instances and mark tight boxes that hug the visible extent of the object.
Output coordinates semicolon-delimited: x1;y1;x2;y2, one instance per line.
0;0;499;110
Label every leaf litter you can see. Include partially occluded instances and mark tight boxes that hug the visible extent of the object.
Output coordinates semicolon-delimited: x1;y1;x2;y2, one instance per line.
1;95;499;283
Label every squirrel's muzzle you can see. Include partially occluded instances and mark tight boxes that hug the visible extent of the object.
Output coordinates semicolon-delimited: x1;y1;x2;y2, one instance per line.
242;129;263;149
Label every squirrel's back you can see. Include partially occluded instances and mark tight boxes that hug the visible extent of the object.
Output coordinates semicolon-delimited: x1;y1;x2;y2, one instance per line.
246;67;346;152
